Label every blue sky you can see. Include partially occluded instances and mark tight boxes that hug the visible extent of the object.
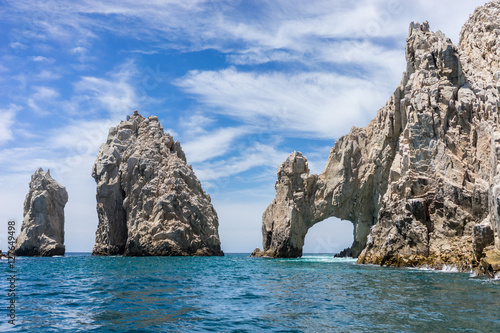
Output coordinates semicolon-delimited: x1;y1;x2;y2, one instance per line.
0;0;487;253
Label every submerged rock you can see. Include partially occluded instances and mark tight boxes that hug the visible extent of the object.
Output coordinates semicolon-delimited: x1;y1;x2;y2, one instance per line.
92;111;223;256
257;1;500;274
14;168;68;256
334;247;352;258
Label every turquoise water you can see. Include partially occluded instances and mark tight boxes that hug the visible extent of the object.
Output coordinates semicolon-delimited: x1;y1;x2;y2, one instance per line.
1;253;499;332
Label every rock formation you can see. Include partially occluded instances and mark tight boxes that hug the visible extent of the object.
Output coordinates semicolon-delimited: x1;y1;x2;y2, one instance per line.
255;1;500;277
92;110;223;256
14;168;68;256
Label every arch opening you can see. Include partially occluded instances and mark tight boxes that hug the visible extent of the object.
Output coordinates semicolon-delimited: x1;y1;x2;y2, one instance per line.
302;217;354;255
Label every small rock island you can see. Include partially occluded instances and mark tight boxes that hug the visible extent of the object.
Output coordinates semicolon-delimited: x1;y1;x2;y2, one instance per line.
14;168;68;256
92;111;223;256
254;1;500;278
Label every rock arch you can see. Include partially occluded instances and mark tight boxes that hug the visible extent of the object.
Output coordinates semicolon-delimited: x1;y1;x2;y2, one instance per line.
254;15;500;273
258;118;397;258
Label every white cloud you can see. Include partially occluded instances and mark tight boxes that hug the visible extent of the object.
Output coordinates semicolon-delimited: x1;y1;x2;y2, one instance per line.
182;127;250;163
9;42;27;49
36;70;61;80
27;86;60;114
176;67;397;139
0;104;20;146
1;0;487;69
73;60;141;116
127;50;159;55
71;46;87;54
178;113;216;136
194;143;290;183
31;55;55;63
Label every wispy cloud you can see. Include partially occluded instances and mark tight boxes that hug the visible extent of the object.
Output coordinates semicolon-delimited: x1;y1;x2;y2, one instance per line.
2;0;485;66
72;60;143;116
9;42;28;49
31;55;55;63
182;126;251;163
27;86;60;115
194;143;290;183
0;104;20;146
176;67;397;139
35;70;61;80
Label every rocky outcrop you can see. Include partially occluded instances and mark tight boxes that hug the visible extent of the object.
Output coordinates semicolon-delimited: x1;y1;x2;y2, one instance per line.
14;168;68;256
257;1;500;276
92;111;223;256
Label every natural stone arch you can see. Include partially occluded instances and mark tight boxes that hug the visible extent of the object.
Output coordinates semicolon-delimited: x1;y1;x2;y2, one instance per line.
258;142;396;258
253;14;500;276
253;22;462;259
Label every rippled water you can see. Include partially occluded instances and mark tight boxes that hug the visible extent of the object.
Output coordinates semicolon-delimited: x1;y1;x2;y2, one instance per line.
1;253;499;332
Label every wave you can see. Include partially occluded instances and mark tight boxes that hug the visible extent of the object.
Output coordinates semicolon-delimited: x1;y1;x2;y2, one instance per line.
298;255;357;263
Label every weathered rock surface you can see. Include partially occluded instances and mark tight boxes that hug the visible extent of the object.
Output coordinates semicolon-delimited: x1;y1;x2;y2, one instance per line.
92;111;223;256
257;1;500;275
14;168;68;256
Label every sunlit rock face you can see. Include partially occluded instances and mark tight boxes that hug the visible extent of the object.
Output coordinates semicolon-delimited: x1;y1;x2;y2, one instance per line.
257;1;500;276
14;168;68;257
92;111;223;257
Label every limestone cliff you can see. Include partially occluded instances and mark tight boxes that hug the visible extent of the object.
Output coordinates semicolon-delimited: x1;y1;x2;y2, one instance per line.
92;111;223;256
14;168;68;256
256;1;500;277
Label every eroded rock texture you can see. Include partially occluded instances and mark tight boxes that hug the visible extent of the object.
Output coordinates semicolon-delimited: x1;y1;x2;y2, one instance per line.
92;111;223;256
14;168;68;256
257;1;500;276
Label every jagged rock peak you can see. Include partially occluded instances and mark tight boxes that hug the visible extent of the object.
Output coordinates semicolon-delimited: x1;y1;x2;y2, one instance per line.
92;110;223;256
257;1;500;277
459;0;500;76
14;168;68;256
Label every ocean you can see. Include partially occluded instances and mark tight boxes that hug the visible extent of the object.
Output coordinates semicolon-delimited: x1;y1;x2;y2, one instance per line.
1;253;499;332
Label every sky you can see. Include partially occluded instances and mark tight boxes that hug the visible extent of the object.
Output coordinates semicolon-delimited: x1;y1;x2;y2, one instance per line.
0;0;488;254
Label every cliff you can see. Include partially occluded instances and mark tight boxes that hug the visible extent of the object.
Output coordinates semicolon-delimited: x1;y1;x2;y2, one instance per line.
255;1;500;277
14;168;68;256
92;111;223;256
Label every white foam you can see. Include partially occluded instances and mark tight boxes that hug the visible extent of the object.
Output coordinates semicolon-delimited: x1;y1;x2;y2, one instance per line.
300;255;357;263
439;265;459;273
408;265;433;271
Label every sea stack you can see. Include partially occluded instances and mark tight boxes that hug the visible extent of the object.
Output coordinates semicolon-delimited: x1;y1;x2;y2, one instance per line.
256;2;500;277
14;168;68;256
92;111;223;256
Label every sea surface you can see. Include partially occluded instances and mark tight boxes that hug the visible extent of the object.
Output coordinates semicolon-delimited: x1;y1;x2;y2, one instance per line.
1;253;499;332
